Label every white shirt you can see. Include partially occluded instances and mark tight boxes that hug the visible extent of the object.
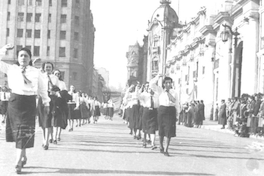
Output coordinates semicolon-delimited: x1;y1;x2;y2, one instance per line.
0;91;10;101
149;76;178;107
108;99;114;108
139;91;159;108
57;80;67;91
0;61;50;106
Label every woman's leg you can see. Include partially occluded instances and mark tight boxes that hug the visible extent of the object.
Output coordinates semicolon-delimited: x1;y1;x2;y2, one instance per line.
58;127;62;141
164;137;171;156
15;148;23;166
159;135;164;152
150;133;156;148
53;127;58;144
41;127;46;145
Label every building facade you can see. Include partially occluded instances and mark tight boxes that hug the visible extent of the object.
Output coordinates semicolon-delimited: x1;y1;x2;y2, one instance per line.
97;67;109;88
126;41;147;85
0;0;95;93
166;0;261;118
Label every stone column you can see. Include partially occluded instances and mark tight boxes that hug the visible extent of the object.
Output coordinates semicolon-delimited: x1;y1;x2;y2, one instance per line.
241;12;259;95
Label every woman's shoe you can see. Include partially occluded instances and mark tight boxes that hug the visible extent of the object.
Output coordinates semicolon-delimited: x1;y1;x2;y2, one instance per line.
49;139;53;143
151;146;157;150
58;138;61;141
44;145;49;150
15;164;22;174
164;151;170;156
142;143;147;148
21;158;27;168
53;140;57;144
160;148;164;153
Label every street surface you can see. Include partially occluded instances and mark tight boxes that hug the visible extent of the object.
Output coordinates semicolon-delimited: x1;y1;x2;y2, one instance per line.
0;115;264;176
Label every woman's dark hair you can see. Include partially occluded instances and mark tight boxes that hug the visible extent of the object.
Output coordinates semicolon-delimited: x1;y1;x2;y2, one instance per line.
16;47;32;66
42;62;54;71
162;77;173;89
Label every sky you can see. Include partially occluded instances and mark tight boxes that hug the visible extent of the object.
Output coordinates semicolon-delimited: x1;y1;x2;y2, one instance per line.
91;0;215;89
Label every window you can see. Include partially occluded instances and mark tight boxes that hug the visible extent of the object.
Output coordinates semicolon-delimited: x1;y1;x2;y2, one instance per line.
74;32;79;41
72;72;77;80
152;60;158;71
74;16;79;26
26;29;32;38
17;45;23;52
48;14;51;23
59;47;66;57
17;12;24;22
61;14;66;23
26;13;32;22
75;0;80;8
35;13;41;22
60;71;65;80
61;0;67;7
6;28;9;37
36;0;42;6
8;0;11;4
27;0;32;6
34;29;40;38
47;30;51;38
18;0;24;6
7;12;10;21
17;29;23;37
25;45;31;51
47;46;50;56
74;48;78;58
49;0;52;6
60;31;66;40
34;46;40;56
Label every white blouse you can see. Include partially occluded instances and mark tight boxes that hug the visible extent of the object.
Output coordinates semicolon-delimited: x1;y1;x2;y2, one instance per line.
0;61;50;106
139;91;159;108
57;80;67;91
149;75;178;107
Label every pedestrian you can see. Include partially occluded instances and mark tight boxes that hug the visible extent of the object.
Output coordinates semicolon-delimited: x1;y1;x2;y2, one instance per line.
67;85;77;131
0;44;50;173
150;74;178;156
38;62;59;149
107;98;114;120
92;97;101;123
218;99;227;129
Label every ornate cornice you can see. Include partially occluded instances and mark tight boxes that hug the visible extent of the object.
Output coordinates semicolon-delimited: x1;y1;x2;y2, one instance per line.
200;25;216;35
213;12;232;26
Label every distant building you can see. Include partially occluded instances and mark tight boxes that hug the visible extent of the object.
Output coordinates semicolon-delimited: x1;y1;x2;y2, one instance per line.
97;67;109;88
0;0;95;93
126;38;148;85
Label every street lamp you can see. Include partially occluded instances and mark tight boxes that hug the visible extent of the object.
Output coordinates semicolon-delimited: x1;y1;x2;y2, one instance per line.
221;23;240;98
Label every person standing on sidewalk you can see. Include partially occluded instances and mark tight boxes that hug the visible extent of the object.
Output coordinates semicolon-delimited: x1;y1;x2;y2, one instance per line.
0;85;10;124
219;100;227;129
0;44;50;174
150;74;178;157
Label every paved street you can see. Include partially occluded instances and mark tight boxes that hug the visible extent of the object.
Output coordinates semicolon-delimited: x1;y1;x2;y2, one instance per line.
0;115;264;176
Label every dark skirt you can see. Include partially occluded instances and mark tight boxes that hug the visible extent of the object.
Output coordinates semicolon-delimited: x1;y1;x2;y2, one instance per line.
128;104;139;130
6;93;36;149
67;103;76;120
38;97;52;128
73;106;81;119
142;107;149;133
94;105;100;116
0;101;8;115
80;102;89;119
138;106;143;130
109;107;114;117
148;108;158;134
158;106;176;138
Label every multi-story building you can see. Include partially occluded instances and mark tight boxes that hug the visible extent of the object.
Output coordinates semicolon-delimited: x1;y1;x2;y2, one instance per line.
126;38;148;85
166;0;261;118
0;0;95;93
97;67;109;88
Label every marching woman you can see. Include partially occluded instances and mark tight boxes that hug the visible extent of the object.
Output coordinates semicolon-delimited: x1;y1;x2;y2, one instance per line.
108;98;115;120
0;44;50;173
92;97;101;123
38;62;59;149
74;91;82;127
53;70;68;142
80;92;89;125
150;74;178;157
67;85;78;131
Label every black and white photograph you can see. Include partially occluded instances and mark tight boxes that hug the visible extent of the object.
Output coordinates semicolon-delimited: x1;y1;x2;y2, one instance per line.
0;0;264;175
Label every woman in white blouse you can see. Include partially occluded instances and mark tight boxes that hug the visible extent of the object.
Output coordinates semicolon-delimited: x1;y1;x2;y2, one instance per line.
150;74;178;157
0;44;50;173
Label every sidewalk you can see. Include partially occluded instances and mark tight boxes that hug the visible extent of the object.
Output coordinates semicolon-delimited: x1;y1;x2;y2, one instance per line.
202;119;264;140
